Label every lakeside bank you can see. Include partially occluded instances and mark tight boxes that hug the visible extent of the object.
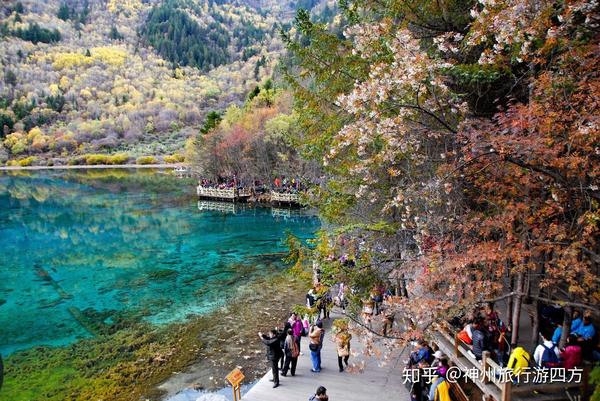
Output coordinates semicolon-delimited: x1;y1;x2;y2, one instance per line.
0;164;183;171
0;272;309;401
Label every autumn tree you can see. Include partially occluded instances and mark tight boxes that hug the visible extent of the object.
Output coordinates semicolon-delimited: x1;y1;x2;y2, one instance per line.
284;0;599;347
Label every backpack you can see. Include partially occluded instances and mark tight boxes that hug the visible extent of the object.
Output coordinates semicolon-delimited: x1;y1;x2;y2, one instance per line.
291;339;300;358
540;344;561;368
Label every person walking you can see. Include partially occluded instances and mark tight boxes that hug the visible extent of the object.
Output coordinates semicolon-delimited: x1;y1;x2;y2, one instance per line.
309;321;324;372
282;328;299;376
335;329;352;372
279;322;291;370
309;385;328;401
259;329;285;388
290;312;304;353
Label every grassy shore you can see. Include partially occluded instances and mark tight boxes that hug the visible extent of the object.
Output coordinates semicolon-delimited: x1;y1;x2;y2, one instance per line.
0;272;308;401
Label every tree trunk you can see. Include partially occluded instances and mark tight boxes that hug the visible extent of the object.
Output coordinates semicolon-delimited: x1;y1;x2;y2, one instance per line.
530;298;539;350
510;272;524;346
505;275;513;329
559;305;572;349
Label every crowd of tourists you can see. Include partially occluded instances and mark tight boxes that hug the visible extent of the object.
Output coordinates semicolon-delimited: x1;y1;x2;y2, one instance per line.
451;302;598;369
197;177;241;189
257;283;597;400
197;176;306;194
272;176;304;193
257;286;352;400
406;341;454;401
504;308;597;377
405;302;598;400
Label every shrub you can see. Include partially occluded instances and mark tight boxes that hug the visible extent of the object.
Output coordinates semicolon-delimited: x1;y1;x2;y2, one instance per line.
68;156;86;165
136;156;157;165
84;154;110;165
8;156;37;167
164;153;185;163
68;153;130;165
108;153;129;165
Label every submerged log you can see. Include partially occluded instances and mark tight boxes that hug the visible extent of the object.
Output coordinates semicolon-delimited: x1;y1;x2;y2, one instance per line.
67;306;101;337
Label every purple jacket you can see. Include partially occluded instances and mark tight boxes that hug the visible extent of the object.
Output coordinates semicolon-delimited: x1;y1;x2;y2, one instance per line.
292;319;303;337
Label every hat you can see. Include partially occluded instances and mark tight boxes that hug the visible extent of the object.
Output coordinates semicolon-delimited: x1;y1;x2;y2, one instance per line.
433;350;444;359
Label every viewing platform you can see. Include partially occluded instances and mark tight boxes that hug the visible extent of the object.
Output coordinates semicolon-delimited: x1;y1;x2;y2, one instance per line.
196;186;252;202
270;191;302;206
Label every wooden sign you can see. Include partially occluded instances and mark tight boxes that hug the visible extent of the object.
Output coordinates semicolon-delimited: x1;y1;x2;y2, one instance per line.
226;368;245;387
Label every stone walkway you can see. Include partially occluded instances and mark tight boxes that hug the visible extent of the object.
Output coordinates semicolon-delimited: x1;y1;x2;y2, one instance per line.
241;310;410;401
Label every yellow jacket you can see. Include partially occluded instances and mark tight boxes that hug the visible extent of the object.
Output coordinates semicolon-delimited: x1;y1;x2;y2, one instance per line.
507;346;530;375
434;380;451;401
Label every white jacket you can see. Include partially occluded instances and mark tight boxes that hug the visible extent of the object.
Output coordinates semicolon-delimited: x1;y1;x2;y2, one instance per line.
533;340;560;366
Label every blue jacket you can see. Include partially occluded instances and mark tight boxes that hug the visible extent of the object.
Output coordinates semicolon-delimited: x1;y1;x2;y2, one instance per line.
552;326;562;344
573;323;595;340
571;318;583;332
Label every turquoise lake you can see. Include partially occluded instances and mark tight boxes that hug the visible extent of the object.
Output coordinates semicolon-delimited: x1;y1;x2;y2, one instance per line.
0;169;319;356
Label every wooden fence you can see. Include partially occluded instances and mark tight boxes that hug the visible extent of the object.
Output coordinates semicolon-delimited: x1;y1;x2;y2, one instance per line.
196;186;252;201
270;192;301;204
431;327;587;401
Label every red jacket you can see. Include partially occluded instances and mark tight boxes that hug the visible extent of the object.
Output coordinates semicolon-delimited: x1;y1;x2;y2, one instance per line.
561;345;582;369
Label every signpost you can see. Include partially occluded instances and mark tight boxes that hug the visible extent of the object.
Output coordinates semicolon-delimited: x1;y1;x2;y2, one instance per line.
226;367;245;401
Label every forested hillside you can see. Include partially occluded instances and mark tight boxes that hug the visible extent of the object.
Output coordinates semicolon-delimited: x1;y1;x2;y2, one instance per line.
0;0;326;166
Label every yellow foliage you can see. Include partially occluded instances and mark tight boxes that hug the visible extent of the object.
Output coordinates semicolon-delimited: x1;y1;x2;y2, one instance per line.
184;137;197;163
49;84;60;96
17;156;37;167
108;0;143;14
74;153;131;165
52;47;127;70
6;156;37;167
52;53;92;70
31;134;51;151
4;132;23;147
59;76;70;91
164;153;185;163
27;127;44;142
80;88;93;99
136;156;158;165
91;47;127;67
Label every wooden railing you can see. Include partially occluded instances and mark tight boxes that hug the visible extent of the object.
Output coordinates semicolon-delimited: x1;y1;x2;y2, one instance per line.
432;327;587;401
196;187;252;201
270;192;301;203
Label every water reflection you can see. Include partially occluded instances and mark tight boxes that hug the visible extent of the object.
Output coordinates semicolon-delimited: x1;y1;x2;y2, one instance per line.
197;200;240;214
0;170;319;355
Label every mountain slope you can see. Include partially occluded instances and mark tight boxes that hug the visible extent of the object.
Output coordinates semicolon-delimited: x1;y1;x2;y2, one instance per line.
0;0;297;165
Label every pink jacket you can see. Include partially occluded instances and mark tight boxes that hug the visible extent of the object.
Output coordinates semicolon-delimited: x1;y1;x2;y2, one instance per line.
561;345;582;369
292;319;303;337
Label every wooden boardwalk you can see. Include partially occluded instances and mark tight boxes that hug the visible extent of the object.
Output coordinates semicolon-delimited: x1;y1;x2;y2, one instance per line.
241;311;409;401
